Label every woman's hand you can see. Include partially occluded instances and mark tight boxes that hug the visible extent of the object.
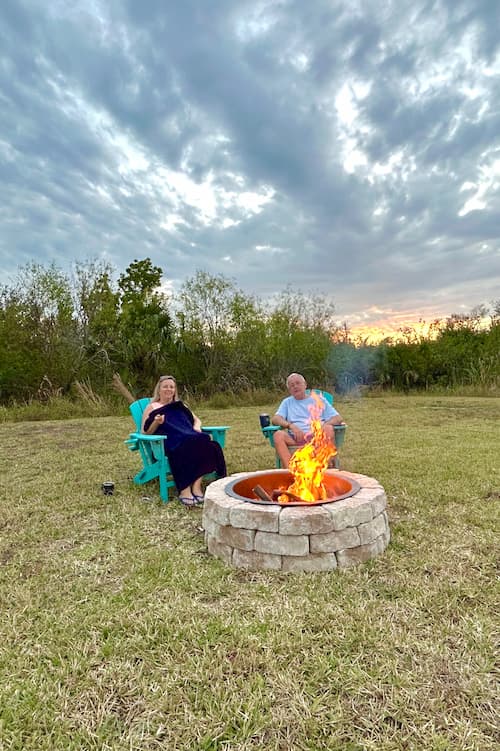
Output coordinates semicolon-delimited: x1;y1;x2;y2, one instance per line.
142;410;165;434
148;413;165;433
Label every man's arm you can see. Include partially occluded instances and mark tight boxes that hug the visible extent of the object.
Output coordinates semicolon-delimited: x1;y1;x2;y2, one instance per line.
272;413;291;429
324;414;344;426
271;398;290;429
272;402;305;441
321;400;343;426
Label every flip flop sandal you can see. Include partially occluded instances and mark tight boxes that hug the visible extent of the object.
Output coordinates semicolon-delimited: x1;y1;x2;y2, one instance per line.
179;496;197;508
193;494;205;505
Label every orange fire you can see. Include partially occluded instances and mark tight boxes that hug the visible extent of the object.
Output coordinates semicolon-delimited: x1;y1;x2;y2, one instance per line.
280;392;337;503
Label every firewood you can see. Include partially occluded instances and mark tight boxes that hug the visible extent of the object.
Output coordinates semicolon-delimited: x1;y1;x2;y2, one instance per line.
271;489;305;503
252;485;274;503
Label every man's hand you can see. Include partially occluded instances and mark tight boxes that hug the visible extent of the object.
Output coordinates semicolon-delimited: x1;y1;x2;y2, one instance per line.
289;423;305;442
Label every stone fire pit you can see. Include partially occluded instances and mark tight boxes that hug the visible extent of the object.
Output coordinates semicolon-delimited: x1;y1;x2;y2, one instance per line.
203;470;390;571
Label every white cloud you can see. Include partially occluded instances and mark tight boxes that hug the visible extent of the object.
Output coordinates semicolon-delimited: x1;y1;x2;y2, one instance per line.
0;0;499;328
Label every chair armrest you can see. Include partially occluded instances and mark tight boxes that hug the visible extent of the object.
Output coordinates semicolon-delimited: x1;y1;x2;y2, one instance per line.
124;437;139;451
127;428;230;451
261;424;280;448
261;424;347;450
334;423;347;449
127;431;166;462
128;431;165;443
202;426;230;449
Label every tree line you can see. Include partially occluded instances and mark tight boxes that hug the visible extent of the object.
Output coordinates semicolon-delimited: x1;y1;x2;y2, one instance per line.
0;258;498;404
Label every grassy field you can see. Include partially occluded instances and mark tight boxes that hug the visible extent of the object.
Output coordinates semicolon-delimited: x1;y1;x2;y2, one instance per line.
0;394;498;751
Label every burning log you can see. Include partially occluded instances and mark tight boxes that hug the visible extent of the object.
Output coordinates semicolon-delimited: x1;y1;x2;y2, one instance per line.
252;485;274;503
271;489;305;504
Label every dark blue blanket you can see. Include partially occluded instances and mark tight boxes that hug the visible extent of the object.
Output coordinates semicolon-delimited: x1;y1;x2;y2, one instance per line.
143;400;199;451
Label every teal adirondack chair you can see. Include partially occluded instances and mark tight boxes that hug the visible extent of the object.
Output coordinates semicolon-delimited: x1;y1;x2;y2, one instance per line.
125;397;230;502
260;389;347;468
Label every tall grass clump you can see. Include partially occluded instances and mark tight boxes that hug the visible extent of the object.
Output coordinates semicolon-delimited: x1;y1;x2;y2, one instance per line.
0;382;127;423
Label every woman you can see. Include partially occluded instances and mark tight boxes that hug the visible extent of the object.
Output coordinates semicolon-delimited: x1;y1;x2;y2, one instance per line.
142;375;227;507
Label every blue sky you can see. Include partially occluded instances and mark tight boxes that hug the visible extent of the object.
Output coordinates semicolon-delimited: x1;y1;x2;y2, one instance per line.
1;0;499;334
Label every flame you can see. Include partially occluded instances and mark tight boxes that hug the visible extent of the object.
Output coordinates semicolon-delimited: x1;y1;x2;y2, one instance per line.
280;392;337;503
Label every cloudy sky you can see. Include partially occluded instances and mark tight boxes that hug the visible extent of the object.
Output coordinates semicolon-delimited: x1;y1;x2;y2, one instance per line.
1;0;499;337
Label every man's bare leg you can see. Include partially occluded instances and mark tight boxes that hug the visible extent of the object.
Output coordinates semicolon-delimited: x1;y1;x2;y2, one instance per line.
273;431;296;469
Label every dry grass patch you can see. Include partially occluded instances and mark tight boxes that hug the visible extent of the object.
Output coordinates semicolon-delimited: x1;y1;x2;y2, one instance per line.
0;396;498;750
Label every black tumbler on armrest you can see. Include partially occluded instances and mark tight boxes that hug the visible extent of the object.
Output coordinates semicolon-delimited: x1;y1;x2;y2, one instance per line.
259;414;270;428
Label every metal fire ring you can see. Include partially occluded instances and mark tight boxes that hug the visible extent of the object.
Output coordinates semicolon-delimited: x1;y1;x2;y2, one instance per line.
225;470;361;506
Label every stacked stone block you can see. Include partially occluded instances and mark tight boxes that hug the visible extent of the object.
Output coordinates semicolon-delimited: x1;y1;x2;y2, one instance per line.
203;471;390;571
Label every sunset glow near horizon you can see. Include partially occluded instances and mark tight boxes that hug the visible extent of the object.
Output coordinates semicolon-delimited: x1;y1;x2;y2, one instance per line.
347;318;440;344
342;307;493;344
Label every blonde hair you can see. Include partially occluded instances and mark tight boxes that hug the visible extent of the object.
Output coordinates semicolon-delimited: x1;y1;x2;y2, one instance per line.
151;375;179;402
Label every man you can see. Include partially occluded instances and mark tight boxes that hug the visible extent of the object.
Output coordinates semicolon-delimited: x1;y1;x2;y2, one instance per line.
271;373;343;468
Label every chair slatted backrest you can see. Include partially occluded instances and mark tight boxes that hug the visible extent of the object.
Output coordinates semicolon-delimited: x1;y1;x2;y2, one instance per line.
130;397;151;431
129;398;156;466
307;388;334;405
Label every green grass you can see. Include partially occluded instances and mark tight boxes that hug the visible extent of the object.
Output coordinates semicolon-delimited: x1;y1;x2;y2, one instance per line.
0;395;498;750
